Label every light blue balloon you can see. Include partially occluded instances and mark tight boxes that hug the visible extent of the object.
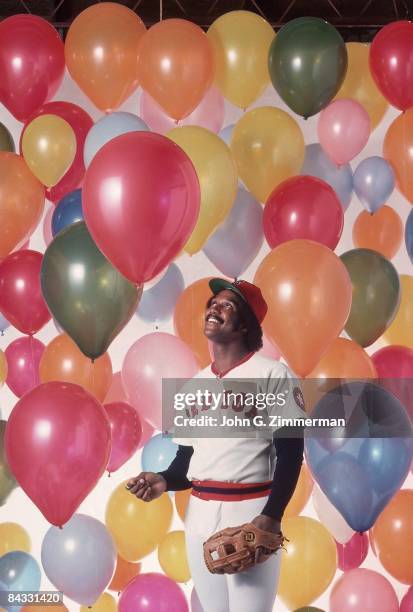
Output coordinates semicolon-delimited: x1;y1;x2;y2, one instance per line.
137;264;184;323
141;433;178;472
84;112;149;167
301;143;353;210
218;124;235;147
52;189;83;237
0;312;10;335
353;156;395;213
203;187;263;278
0;552;41;612
405;208;413;264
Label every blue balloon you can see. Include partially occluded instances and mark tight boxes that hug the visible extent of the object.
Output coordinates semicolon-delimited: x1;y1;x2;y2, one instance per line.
301;143;353;210
52;189;83;237
353;156;395;213
141;433;178;472
0;552;41;612
0;312;10;335
405;208;413;264
218;124;235;147
137;264;184;323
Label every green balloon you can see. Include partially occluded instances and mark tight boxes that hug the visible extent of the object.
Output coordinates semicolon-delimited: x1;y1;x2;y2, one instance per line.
41;222;142;360
0;121;15;152
340;249;400;347
268;17;347;118
0;420;17;506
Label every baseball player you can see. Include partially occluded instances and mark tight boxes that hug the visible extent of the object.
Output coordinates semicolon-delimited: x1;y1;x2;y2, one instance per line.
127;278;306;612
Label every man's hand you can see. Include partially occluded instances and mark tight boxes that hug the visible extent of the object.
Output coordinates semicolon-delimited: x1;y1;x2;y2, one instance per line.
126;472;167;502
251;514;282;564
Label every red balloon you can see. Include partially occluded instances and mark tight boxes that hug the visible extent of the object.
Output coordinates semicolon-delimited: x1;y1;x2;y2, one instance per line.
0;15;64;122
5;381;111;526
0;250;51;335
83;132;200;283
370;21;413;111
401;587;413;612
336;532;369;572
104;402;142;473
263;176;344;250
5;336;45;398
371;345;413;420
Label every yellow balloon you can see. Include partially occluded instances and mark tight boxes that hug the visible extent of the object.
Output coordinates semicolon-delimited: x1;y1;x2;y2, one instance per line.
231;107;304;203
167;126;237;254
207;11;275;109
105;481;173;561
0;522;31;556
22;114;76;187
283;463;314;519
0;350;7;387
158;530;191;583
80;593;117;612
175;488;191;522
382;274;413;347
278;516;337;610
334;43;388;130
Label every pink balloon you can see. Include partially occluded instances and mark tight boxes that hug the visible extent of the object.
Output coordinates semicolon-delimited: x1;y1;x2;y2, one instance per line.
260;334;281;361
122;332;199;429
83;132;200;284
104;401;142;473
318;99;371;165
119;573;188;612
336;532;369;572
5;336;45;398
43;206;54;247
140;87;225;135
138;419;156;450
401;586;413;612
5;381;111;526
372;345;413;420
330;568;399;612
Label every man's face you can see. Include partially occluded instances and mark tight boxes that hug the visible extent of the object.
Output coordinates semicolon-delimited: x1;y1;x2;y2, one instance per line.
204;289;246;342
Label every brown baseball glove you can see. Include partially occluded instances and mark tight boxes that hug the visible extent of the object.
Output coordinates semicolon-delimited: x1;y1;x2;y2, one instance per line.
203;522;287;575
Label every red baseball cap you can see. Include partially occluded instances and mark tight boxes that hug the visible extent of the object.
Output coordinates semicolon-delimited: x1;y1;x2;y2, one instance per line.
209;278;268;324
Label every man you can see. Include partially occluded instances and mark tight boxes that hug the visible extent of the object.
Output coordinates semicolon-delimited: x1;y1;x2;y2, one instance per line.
127;278;305;612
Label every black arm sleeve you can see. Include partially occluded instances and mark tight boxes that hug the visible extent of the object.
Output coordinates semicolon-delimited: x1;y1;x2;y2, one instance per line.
158;445;194;491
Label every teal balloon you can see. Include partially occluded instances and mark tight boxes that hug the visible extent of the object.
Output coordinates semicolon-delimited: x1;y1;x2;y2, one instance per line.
41;222;142;360
268;17;347;118
0;552;41;612
141;433;178;472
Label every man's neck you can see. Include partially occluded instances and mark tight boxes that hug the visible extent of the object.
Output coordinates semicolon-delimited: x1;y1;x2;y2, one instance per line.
211;341;252;375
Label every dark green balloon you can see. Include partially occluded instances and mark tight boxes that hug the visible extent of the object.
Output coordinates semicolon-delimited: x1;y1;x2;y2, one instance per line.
340;249;400;347
268;17;347;118
0;122;15;152
0;420;17;506
41;222;142;360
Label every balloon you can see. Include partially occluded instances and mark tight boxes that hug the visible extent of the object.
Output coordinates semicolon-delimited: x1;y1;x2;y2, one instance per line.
0;552;41;608
52;189;83;237
383;108;413;205
268;17;347;118
401;587;413;612
300;143;353;211
331;569;399;611
83;131;200;283
254;240;352;376
0;350;7;387
231;107;304;203
105;482;172;561
167;126;237;254
406;208;413;264
175;489;191;522
295;609;325;612
318;99;370;166
207;11;274;109
22;606;68;612
137;263;184;324
353;206;402;260
190;589;204;612
0;15;64;122
0;421;17;506
0;153;44;259
0;313;10;335
141;434;178;472
278;516;337;610
39;334;112;402
108;555;141;592
104;402;141;473
43;206;54;247
340;249;400;346
0;523;31;556
283;462;313;518
119;573;188;612
313;485;355;544
41;514;116;606
372;345;413;420
264;176;343;250
335;42;388;129
370;21;413;111
0;123;15;152
5;336;45;398
140;87;224;135
122;332;199;429
353;156;395;213
65;3;146;112
203;187;263;278
84;112;149;168
383;275;413;347
137;19;213;121
158;531;190;583
336;532;369;571
260;335;281;361
41;222;142;359
80;593;116;612
5;382;111;526
0;250;51;335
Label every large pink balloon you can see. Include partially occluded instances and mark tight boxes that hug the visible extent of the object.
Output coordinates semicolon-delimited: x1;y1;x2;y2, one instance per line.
336;532;369;572
122;332;199;429
5;381;111;526
83;132;200;284
372;345;413;420
119;573;188;612
401;586;413;612
140;87;225;135
330;568;399;612
104;402;142;473
318;99;370;165
5;336;45;398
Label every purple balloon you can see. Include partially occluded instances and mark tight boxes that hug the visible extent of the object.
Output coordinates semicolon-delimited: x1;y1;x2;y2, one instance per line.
119;573;189;612
353;156;395;213
191;588;205;612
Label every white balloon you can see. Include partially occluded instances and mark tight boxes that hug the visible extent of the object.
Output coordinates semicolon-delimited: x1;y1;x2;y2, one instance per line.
312;484;354;544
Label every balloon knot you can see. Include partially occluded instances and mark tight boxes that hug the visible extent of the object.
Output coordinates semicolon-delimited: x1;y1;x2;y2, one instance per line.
107;471;111;478
58;525;63;530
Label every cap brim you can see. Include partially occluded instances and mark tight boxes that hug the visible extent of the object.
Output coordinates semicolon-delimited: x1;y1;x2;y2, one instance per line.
209;278;245;302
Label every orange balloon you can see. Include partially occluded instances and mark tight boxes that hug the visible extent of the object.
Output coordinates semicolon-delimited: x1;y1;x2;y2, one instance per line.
22;606;68;612
254;240;352;376
283;463;313;518
352;205;403;259
137;19;214;120
370;489;413;584
175;488;192;521
108;554;141;592
384;108;413;205
174;277;214;368
0;152;44;258
39;333;112;402
65;4;146;112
